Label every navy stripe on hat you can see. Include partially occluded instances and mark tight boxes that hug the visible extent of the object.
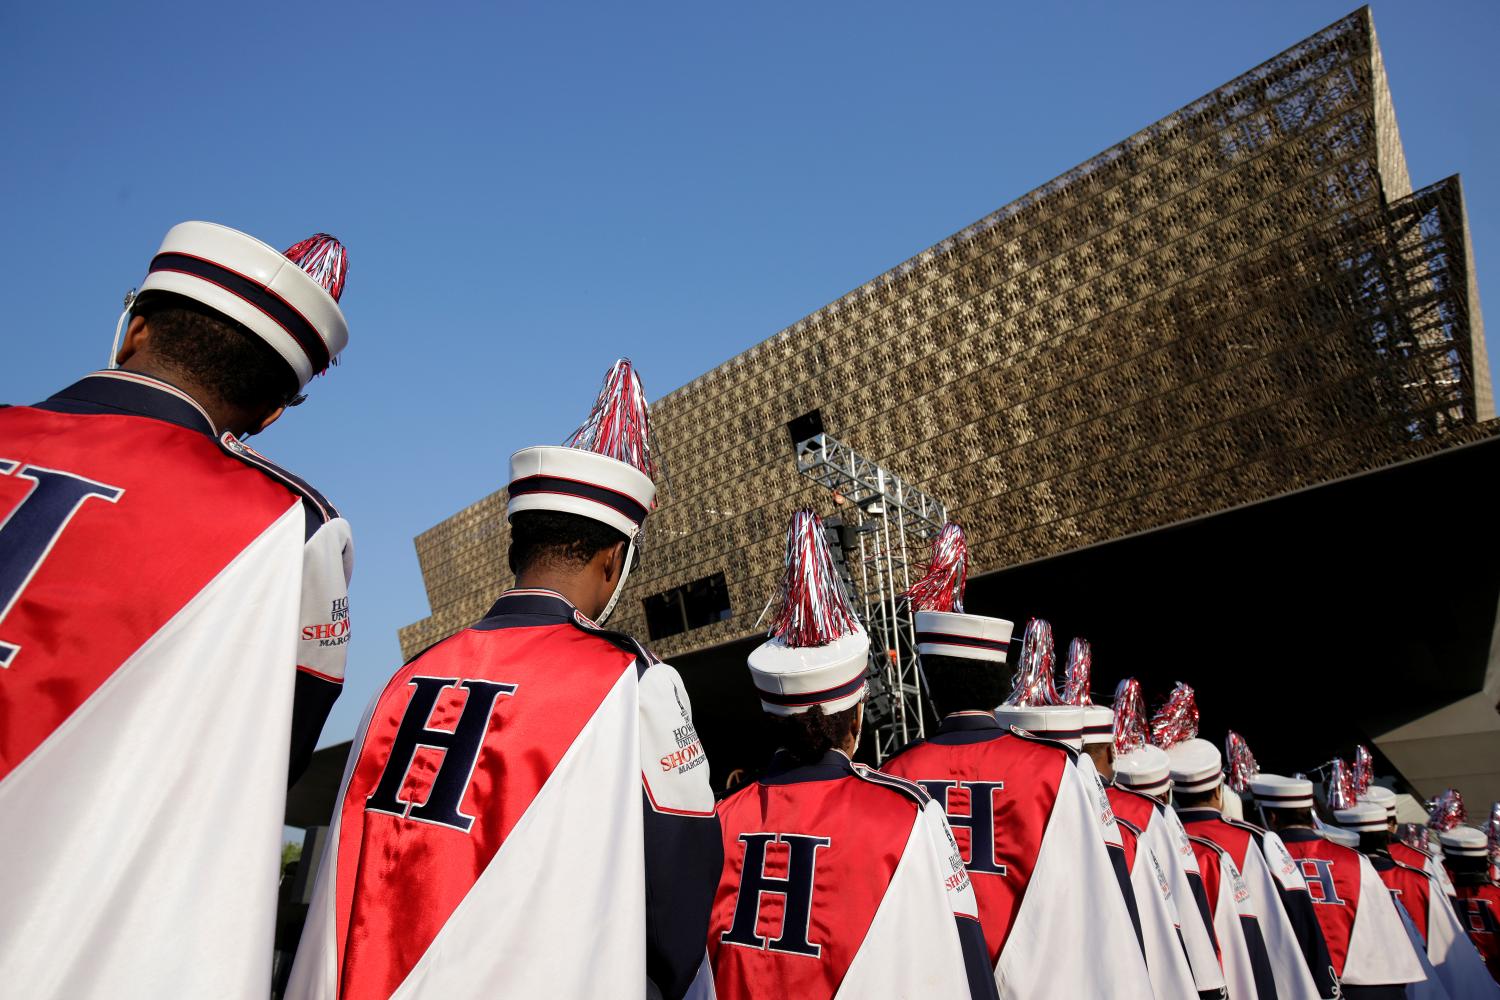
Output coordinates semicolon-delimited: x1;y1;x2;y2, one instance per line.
1118;775;1170;790
916;632;1010;653
757;673;867;708
508;474;649;526
148;252;330;373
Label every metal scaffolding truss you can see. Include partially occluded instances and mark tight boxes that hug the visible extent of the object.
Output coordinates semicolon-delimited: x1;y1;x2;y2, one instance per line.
796;433;950;761
797;434;949;531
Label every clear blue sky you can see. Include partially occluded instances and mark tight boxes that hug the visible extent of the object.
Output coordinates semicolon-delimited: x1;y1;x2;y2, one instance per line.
3;2;1495;749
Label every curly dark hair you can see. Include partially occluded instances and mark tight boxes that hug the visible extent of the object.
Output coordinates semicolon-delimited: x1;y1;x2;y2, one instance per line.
508;509;628;576
767;703;860;766
1262;806;1314;829
921;652;1010;716
132;292;301;411
1174;787;1218;808
1445;853;1486;876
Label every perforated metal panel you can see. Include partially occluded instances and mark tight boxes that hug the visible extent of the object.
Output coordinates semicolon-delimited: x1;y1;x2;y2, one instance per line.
399;9;1494;664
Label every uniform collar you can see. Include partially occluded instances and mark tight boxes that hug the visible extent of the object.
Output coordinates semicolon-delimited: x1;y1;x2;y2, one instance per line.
1450;868;1492;888
476;588;594;628
1277;827;1323;843
938;711;1002;734
762;748;856;785
1176;807;1223;823
41;370;217;437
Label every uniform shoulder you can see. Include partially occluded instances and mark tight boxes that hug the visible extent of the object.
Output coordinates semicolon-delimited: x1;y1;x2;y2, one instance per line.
1188;833;1224;869
1397;842;1436;861
1004;725;1078;761
1224;815;1268;835
1188;833;1227;857
1391;860;1430;880
716;779;757;814
564;610;659;674
216;432;340;524
851;763;931;808
1324;840;1365;866
1109;783;1161;808
879;737;929;768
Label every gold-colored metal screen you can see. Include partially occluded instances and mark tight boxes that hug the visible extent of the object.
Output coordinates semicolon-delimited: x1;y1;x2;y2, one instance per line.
400;8;1493;663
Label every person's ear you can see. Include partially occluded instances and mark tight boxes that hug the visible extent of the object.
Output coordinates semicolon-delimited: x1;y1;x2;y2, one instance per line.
247;405;286;437
115;316;150;367
605;541;628;583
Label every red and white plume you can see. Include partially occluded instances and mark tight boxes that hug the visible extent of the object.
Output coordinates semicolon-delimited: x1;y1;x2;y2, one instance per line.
564;359;658;482
1061;638;1092;706
283;234;348;302
1327;758;1356;811
1396;823;1429;852
1486;802;1500;886
1150;682;1199;749
1113;678;1150;754
1005;618;1059;706
1224;731;1260;794
1428;788;1467;832
768;509;860;648
900;522;968;613
1352;745;1374;797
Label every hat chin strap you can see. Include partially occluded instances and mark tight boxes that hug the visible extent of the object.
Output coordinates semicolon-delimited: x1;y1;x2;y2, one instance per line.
107;290;137;371
594;533;636;627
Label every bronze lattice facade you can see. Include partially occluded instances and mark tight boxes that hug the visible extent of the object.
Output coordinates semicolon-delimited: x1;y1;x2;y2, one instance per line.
400;8;1494;664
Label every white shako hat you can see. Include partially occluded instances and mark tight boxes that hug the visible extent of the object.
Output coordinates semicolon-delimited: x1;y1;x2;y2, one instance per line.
506;360;658;625
904;523;1015;663
994;618;1083;748
1333;801;1388;833
748;510;869;716
915;610;1014;662
1114;745;1172;797
1251;773;1315;810
1322;825;1362;848
508;446;654;540
1362;785;1398;817
994;705;1085;750
1081;705;1114;745
507;359;657;539
1168;738;1224;794
136;223;349;390
1437;825;1487;858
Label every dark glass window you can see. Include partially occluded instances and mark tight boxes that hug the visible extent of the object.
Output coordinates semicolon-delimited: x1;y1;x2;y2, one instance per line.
643;572;732;641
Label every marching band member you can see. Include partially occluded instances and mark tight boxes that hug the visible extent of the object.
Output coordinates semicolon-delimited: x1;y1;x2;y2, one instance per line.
1256;775;1426;998
1080;697;1202;999
0;223;354;999
992;619;1147;954
879;528;1154;998
290;361;721;999
1333;801;1497;997
1430;790;1500;984
698;513;996;1000
1103;680;1228;1000
1390;825;1458;900
1169;710;1334;1000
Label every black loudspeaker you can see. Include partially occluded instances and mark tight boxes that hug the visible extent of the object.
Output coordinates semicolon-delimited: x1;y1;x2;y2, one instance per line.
822;517;861;602
786;409;825;448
